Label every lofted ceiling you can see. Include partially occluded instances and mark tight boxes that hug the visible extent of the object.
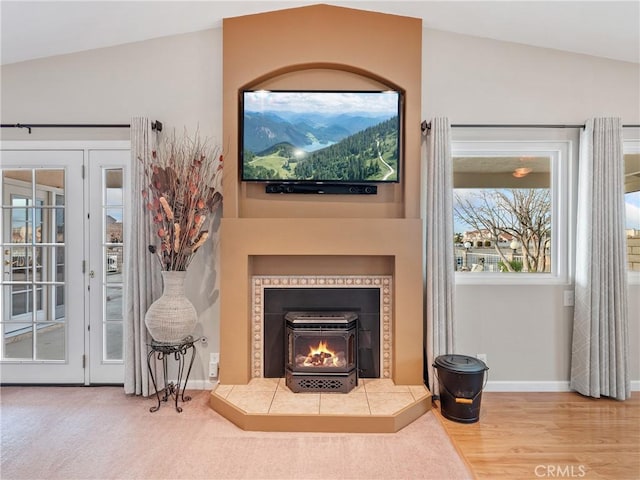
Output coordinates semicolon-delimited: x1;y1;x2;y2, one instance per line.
1;1;638;66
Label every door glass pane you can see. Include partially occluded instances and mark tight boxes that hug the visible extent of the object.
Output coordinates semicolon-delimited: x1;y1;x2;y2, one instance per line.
101;168;124;361
35;170;64;193
106;247;122;281
105;323;123;360
10;200;30;244
105;209;123;243
34;201;44;243
3;169;33;189
36;323;65;360
3;323;33;359
55;285;65;320
2;168;66;362
105;170;123;205
4;284;31;320
34;246;44;281
55;246;65;280
106;286;123;321
55;193;65;243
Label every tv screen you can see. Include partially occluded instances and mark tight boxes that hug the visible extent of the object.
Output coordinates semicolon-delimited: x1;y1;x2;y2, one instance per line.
240;90;402;183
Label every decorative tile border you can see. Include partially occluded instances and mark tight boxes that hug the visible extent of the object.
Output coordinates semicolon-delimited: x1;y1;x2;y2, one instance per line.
251;275;393;380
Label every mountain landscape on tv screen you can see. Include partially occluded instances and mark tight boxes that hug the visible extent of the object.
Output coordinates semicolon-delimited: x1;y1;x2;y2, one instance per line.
242;111;399;182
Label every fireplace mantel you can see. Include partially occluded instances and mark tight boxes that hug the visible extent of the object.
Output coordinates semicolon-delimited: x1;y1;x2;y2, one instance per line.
219;218;424;385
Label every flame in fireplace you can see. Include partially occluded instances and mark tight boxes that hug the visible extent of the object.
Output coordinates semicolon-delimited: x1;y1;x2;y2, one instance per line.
303;340;339;367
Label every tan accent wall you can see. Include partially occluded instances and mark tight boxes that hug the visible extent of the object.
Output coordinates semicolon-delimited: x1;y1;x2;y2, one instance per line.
220;5;423;384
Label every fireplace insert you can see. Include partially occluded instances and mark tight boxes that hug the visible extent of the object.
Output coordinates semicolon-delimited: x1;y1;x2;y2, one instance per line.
284;311;358;393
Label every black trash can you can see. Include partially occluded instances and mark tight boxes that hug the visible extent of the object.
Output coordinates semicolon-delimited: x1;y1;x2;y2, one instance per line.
433;354;488;423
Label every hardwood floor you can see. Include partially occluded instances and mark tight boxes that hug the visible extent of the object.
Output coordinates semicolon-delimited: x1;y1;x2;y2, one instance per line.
433;391;640;480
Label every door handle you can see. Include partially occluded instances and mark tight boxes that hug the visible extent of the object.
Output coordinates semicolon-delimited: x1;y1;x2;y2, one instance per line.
89;270;95;278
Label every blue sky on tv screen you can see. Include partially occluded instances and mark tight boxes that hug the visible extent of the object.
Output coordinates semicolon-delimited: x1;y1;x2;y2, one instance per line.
245;91;398;116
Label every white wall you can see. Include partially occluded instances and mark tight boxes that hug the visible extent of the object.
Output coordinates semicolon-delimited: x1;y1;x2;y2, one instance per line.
1;25;638;388
1;29;224;385
423;28;640;123
423;28;640;389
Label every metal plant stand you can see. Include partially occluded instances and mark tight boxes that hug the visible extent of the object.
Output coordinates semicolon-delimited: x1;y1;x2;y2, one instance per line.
146;336;198;413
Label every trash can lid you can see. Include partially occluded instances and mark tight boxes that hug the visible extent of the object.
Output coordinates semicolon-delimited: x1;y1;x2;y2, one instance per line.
434;354;488;373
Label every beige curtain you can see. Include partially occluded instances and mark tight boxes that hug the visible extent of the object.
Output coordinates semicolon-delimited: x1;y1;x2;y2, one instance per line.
124;117;162;396
424;118;456;396
570;117;630;401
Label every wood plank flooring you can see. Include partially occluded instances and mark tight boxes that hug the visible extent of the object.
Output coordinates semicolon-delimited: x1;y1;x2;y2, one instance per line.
433;391;640;480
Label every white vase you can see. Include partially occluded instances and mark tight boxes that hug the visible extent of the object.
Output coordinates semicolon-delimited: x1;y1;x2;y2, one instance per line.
144;271;197;343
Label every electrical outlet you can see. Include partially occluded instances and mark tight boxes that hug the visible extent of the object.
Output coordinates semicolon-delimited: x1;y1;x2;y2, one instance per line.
209;362;219;378
209;353;220;378
476;353;487;364
563;290;575;307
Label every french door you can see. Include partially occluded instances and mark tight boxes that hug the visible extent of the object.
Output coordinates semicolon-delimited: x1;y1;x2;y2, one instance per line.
0;142;129;384
87;149;129;384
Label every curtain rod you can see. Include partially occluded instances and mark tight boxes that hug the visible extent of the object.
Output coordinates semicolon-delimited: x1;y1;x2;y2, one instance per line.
0;121;163;135
420;121;640;133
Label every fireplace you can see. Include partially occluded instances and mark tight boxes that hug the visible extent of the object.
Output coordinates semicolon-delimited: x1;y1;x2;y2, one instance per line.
212;274;432;433
285;311;358;393
252;276;392;381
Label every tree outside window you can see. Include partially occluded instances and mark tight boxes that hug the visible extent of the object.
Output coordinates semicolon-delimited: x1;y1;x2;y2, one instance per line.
453;155;552;273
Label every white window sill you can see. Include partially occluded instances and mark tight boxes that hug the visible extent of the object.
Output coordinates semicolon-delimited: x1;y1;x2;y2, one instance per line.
455;272;568;286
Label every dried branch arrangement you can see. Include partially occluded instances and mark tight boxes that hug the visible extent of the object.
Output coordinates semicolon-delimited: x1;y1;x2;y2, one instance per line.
141;129;223;271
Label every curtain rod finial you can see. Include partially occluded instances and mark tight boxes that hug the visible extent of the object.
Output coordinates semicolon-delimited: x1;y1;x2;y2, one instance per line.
16;123;32;134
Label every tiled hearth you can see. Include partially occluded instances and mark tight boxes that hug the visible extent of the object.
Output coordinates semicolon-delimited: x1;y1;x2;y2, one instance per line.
210;378;432;433
211;273;431;432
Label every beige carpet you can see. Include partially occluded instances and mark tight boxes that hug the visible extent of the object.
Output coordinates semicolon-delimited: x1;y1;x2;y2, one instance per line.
0;386;472;480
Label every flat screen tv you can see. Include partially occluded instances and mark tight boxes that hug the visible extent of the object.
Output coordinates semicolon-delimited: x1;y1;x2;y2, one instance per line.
240;90;402;183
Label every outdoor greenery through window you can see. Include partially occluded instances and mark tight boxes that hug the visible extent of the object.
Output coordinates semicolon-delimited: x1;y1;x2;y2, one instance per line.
453;154;553;274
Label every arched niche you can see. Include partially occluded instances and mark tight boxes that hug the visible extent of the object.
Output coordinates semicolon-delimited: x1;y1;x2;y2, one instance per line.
241;63;405;94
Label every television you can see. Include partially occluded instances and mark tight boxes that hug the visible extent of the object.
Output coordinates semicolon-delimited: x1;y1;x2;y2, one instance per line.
240;90;402;184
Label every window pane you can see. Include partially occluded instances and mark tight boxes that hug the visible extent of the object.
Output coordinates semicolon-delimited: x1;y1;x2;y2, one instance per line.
35;170;64;193
105;169;123;206
55;207;65;243
36;323;65;360
106;247;123;280
106;286;123;321
55;285;65;320
453;156;552;273
105;322;123;361
105;209;123;243
3;323;33;360
624;152;640;272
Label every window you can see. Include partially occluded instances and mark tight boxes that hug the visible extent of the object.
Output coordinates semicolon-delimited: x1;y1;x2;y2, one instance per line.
451;139;571;284
624;140;640;281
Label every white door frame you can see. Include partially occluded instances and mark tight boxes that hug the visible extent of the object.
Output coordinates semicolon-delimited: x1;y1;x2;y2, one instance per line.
87;147;130;384
0;141;130;385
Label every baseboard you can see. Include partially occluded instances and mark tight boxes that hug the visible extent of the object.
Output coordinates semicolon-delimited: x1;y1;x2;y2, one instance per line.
485;380;640;392
484;381;571;392
186;379;640;392
184;379;218;390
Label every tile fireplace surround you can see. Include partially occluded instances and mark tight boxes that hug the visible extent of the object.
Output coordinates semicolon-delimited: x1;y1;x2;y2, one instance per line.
251;275;392;380
210;275;432;432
